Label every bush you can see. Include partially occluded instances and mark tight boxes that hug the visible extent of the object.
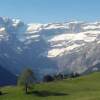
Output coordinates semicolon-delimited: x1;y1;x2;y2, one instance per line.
54;73;64;80
70;72;80;78
43;75;54;82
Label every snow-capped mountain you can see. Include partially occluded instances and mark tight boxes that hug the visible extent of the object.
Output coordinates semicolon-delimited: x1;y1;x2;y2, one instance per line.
0;17;100;77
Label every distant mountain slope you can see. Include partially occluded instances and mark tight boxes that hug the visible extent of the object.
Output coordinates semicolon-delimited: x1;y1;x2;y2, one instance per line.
0;66;17;86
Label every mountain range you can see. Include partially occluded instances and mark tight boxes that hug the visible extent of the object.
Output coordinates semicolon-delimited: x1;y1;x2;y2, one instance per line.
0;17;100;84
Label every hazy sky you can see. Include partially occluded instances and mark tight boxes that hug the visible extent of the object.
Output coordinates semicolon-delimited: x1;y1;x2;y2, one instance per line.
0;0;100;23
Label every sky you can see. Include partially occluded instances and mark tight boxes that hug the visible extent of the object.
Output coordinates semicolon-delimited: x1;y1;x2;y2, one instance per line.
0;0;100;23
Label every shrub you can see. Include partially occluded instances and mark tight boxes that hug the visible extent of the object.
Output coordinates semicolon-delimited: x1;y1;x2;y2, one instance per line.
70;72;80;78
54;73;64;80
43;75;54;82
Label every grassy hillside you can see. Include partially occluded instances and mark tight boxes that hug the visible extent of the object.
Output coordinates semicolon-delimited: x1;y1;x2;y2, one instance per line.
0;72;100;100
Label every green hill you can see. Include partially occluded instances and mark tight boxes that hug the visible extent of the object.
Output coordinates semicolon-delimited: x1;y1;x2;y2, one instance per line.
0;72;100;100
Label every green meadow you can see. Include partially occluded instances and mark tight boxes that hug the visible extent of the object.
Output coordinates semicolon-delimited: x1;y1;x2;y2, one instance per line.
0;72;100;100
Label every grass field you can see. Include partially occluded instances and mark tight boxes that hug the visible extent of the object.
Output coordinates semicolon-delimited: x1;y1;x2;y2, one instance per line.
0;72;100;100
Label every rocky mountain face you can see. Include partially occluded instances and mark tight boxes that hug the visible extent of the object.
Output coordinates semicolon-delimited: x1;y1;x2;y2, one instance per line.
0;17;100;79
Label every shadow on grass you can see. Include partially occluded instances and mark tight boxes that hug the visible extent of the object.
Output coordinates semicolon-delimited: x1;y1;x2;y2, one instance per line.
0;92;8;96
28;91;68;97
